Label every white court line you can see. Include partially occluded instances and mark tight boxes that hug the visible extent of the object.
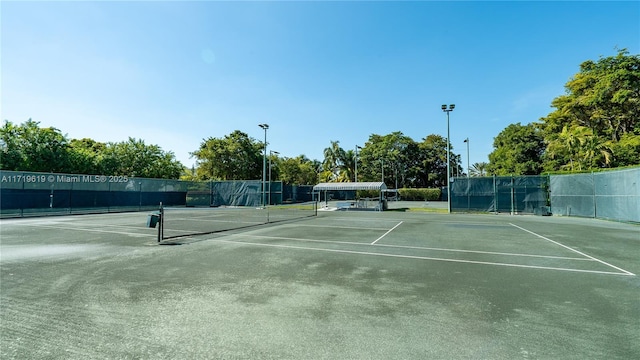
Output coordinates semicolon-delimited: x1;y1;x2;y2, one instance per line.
27;224;151;238
236;234;591;261
287;224;390;231
331;217;409;223
371;221;403;245
209;237;633;276
509;223;635;276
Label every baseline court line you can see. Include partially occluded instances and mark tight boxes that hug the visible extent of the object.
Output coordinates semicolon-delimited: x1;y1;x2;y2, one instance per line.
209;237;633;276
237;234;590;260
371;221;403;244
289;224;391;231
28;224;151;237
509;223;635;276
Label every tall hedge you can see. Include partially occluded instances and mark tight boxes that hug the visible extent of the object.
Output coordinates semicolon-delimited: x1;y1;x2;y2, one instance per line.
356;188;441;201
398;188;441;201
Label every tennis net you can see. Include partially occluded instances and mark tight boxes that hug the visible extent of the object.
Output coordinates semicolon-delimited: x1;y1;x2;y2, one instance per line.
159;201;317;240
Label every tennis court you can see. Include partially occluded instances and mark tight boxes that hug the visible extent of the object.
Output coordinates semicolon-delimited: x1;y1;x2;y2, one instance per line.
1;205;638;359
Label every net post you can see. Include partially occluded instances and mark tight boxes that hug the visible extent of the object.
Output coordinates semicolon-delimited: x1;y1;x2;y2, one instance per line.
157;202;163;243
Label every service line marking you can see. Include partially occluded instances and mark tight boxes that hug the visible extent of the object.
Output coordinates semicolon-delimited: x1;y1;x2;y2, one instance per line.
237;234;590;260
287;224;391;231
371;221;403;245
27;224;151;238
209;237;633;276
509;223;635;276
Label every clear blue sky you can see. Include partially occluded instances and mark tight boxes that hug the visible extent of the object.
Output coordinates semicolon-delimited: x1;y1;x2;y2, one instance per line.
2;1;639;170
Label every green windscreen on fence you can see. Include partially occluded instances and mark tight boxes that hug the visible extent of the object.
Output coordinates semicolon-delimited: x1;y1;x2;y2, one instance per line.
185;180;282;207
550;168;639;223
1;170;312;218
0;170;185;217
450;176;549;214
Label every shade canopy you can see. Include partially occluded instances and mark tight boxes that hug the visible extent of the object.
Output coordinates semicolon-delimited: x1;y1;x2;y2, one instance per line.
312;182;387;191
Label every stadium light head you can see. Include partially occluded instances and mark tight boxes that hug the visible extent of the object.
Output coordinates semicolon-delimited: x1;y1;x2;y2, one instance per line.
464;138;468;143
450;104;455;110
441;104;447;110
258;123;269;130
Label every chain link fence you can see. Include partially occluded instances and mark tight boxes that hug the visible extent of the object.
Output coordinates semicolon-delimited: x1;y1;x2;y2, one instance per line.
450;175;549;215
550;167;639;223
449;168;638;223
0;170;316;218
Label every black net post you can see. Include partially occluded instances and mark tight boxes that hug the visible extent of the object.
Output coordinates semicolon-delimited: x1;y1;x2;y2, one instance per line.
158;202;163;243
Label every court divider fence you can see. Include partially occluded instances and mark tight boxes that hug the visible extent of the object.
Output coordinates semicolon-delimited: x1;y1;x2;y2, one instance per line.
448;167;639;223
0;170;315;218
449;175;550;215
549;167;639;223
2;168;637;222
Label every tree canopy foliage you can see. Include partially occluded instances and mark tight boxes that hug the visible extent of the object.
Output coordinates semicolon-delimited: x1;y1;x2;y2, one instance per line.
1;119;183;179
487;123;545;175
488;49;639;174
277;155;320;185
540;49;640;171
191;131;263;180
190;132;321;184
337;132;462;188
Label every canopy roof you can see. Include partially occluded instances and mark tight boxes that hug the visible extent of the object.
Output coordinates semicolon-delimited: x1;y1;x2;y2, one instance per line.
312;182;387;191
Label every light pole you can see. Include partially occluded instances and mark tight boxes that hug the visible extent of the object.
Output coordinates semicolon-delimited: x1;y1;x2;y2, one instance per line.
464;137;470;211
355;145;362;182
464;138;469;178
269;150;279;205
442;104;455;213
258;123;269;207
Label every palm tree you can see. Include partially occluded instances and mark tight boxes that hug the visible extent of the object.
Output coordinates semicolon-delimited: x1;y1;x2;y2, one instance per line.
582;135;613;169
470;162;489;177
549;125;592;171
322;140;350;182
339;149;356;182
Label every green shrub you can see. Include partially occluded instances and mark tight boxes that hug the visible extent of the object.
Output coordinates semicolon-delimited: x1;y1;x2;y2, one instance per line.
356;188;441;201
398;188;441;201
356;190;380;199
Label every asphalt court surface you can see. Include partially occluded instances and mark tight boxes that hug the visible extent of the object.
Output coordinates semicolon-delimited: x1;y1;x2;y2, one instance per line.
1;207;639;359
186;212;636;277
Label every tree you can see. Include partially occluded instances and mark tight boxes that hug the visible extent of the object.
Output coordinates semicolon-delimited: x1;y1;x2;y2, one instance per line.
608;133;640;167
470;162;489;177
278;155;320;185
350;132;459;188
191;130;262;180
356;132;425;188
67;138;106;174
541;49;640;170
101;137;183;178
0;119;70;172
0;120;182;178
322;141;348;182
416;134;450;187
487;123;545;175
